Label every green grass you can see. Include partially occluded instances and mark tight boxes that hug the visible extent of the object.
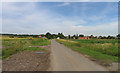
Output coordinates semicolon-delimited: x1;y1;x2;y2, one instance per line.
2;38;51;59
29;39;51;46
56;39;119;63
28;47;47;51
70;39;118;44
71;39;118;56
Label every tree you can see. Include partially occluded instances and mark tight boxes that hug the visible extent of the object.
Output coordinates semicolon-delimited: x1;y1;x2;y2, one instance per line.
72;35;76;39
9;35;14;38
90;35;94;39
106;35;115;39
58;33;65;39
68;35;71;39
94;36;97;39
52;34;58;38
107;35;111;39
33;35;39;38
41;34;45;37
76;34;79;39
102;36;107;39
79;34;84;37
72;34;78;39
45;32;52;39
117;34;120;39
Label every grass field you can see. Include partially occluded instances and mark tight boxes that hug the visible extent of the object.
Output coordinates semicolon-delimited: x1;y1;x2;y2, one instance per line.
56;39;119;63
2;38;51;59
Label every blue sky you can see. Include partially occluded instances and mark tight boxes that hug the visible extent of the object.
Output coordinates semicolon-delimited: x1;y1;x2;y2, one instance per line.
2;2;118;36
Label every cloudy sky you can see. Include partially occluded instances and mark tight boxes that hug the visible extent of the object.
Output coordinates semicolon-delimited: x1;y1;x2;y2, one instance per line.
1;0;120;2
2;2;118;36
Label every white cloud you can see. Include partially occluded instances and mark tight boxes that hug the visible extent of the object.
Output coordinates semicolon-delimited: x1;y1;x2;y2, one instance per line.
70;22;118;36
57;2;70;7
2;2;86;34
89;16;106;21
2;2;118;36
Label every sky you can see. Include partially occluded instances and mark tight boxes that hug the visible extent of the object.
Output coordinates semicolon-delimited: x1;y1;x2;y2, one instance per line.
2;2;118;36
1;0;120;2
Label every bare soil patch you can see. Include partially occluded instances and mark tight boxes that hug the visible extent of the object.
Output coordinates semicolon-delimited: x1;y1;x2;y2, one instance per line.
28;45;51;49
2;46;51;71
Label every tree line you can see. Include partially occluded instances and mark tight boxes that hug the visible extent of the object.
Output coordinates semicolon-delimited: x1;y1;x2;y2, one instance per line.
1;33;119;39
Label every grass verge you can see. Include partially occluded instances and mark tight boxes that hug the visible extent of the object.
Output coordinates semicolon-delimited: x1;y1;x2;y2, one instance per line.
56;39;119;64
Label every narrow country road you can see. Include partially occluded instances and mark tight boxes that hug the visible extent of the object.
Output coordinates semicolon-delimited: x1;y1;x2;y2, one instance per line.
51;39;108;71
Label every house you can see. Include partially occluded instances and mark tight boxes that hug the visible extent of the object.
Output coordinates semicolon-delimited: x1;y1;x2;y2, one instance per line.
39;35;47;39
42;37;47;39
78;37;84;39
57;37;60;39
98;36;102;39
73;37;76;39
39;35;42;38
42;35;47;39
78;36;90;39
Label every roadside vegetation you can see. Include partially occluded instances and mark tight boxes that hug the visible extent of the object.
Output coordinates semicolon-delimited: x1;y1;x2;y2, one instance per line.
2;37;51;59
56;39;119;64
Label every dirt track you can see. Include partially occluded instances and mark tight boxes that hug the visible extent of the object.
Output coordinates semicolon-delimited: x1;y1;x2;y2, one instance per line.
2;46;51;71
51;40;108;71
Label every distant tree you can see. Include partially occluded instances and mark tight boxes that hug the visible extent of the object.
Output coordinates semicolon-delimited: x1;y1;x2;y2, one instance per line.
76;34;79;39
112;36;115;39
72;34;78;39
79;34;84;37
107;35;111;39
90;35;94;39
106;35;115;39
102;36;107;39
58;33;65;39
72;35;76;39
117;34;120;39
33;35;39;38
94;36;97;39
68;35;71;39
9;35;14;38
45;32;52;39
98;36;102;39
41;34;45;37
52;34;58;39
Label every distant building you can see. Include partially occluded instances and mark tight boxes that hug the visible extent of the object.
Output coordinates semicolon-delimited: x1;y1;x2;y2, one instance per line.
57;37;60;39
42;35;47;39
73;37;76;39
42;37;47;39
98;36;102;39
39;35;47;39
39;35;42;38
78;36;90;39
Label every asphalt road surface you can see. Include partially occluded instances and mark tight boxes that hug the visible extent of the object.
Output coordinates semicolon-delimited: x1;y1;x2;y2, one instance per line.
51;39;108;71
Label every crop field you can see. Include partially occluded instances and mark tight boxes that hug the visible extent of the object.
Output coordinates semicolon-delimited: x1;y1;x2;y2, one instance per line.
2;38;51;59
56;39;119;63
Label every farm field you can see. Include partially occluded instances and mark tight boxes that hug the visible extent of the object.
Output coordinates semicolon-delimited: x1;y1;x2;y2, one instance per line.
56;39;119;64
2;37;51;71
2;38;51;60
